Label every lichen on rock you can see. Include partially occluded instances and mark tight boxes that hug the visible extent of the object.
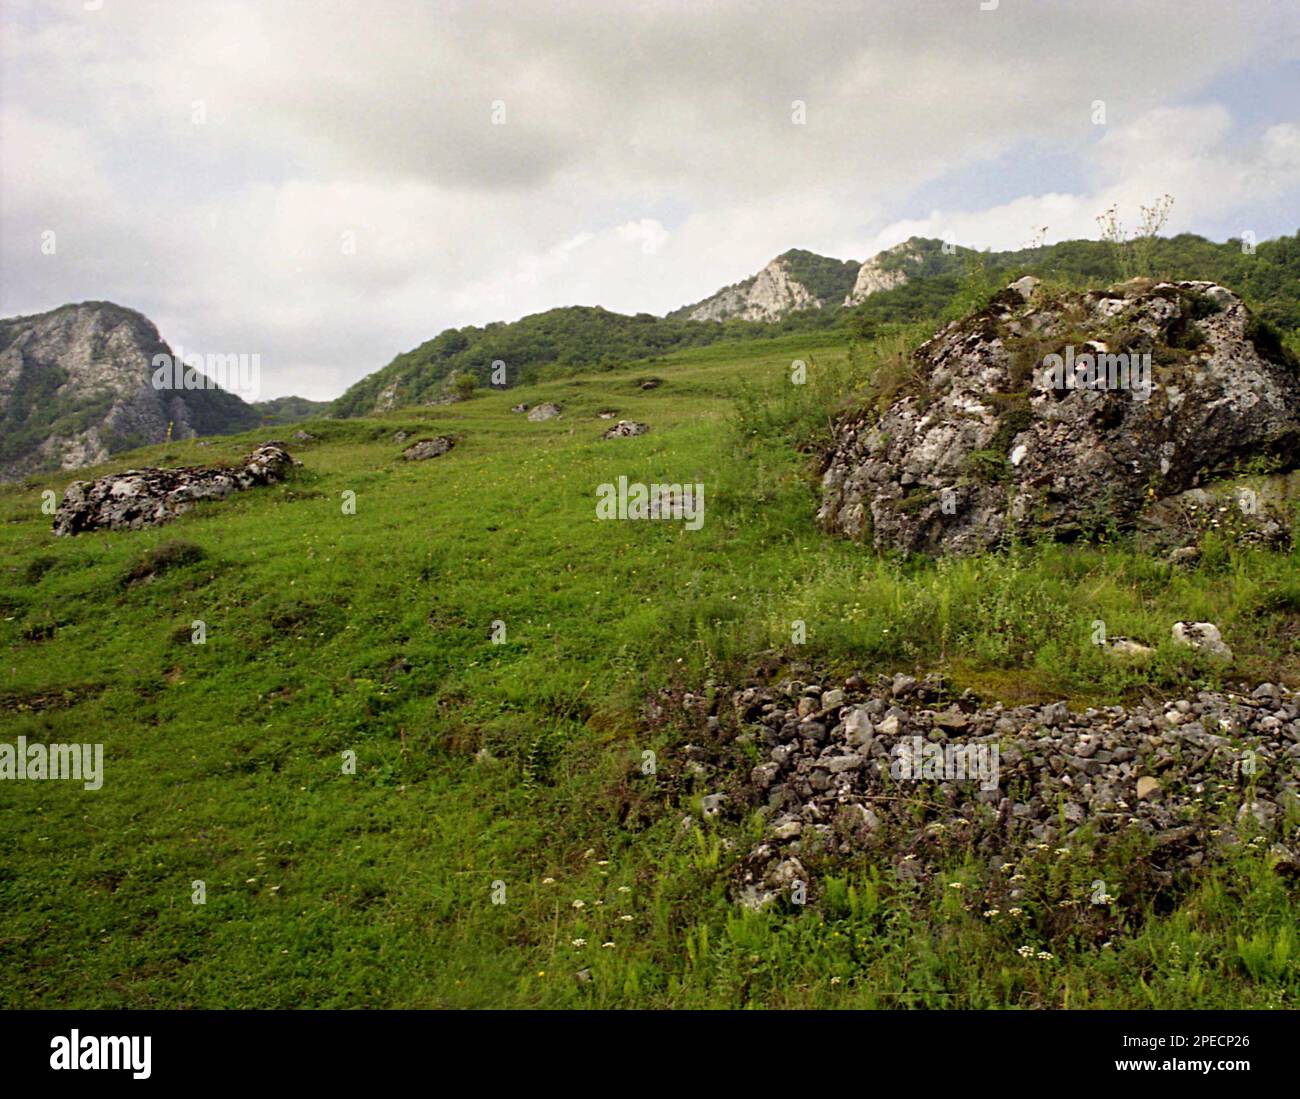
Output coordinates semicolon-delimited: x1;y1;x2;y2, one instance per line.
817;278;1300;555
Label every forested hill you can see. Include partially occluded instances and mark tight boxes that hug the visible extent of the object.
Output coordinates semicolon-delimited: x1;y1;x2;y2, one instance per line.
331;231;1300;417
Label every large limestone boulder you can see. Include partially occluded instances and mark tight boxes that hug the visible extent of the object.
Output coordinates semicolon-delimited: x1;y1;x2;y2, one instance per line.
818;278;1300;555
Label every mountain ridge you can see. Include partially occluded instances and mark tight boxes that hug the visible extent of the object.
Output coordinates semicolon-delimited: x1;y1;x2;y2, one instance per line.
8;231;1298;449
0;302;326;483
332;230;1300;416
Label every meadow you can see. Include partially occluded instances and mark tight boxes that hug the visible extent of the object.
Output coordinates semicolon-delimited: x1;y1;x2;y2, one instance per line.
2;327;1297;1007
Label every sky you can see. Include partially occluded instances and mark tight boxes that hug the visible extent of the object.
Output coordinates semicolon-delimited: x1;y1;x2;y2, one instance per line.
2;0;1298;401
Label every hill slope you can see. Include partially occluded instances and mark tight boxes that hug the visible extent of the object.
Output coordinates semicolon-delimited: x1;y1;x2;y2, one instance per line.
333;231;1300;418
2;313;1298;1009
250;395;334;425
0;302;260;482
667;249;861;322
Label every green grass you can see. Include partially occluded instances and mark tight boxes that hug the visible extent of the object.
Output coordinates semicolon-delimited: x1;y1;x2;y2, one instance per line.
1;329;1297;1007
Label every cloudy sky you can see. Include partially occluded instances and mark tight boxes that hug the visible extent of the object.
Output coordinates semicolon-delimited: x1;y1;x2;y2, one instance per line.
2;0;1298;400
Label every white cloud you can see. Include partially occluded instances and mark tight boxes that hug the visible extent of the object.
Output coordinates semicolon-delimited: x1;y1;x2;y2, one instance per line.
1;0;1296;400
617;219;669;256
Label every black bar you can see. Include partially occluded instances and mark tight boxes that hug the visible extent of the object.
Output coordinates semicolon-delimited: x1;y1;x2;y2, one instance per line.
3;1009;1293;1085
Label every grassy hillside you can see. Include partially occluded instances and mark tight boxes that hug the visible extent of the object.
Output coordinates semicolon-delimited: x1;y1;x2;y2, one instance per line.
330;306;805;416
2;324;1298;1008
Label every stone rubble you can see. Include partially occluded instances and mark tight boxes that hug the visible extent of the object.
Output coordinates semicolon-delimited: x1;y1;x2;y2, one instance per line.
662;665;1300;910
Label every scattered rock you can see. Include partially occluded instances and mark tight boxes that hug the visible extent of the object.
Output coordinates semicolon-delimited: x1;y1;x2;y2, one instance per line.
401;436;455;461
1104;637;1156;659
1172;620;1233;662
52;443;294;535
1007;274;1040;301
291;430;318;443
638;378;663;390
510;403;529;414
671;665;1300;908
597;409;619;419
601;420;649;440
527;403;562;421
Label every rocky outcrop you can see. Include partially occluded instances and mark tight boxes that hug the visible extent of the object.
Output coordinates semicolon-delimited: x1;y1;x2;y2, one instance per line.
0;302;260;482
841;237;957;306
682;257;822;323
52;444;294;535
843;239;925;304
527;403;563;422
661;666;1300;910
401;436;454;461
818;278;1300;555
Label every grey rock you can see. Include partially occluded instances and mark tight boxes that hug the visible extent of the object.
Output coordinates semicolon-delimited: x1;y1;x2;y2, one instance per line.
601;420;649;439
1172;620;1233;662
817;280;1300;555
401;436;454;461
0;302;261;483
52;443;294;535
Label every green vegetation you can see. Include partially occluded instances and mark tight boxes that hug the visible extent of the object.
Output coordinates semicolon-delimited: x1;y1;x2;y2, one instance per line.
0;359;73;465
251;396;334;426
2;322;1297;1008
777;248;861;303
333;230;1300;418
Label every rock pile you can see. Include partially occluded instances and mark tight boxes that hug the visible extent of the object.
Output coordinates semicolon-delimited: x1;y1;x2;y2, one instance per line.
401;436;454;461
664;667;1300;910
52;444;294;536
818;278;1300;555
